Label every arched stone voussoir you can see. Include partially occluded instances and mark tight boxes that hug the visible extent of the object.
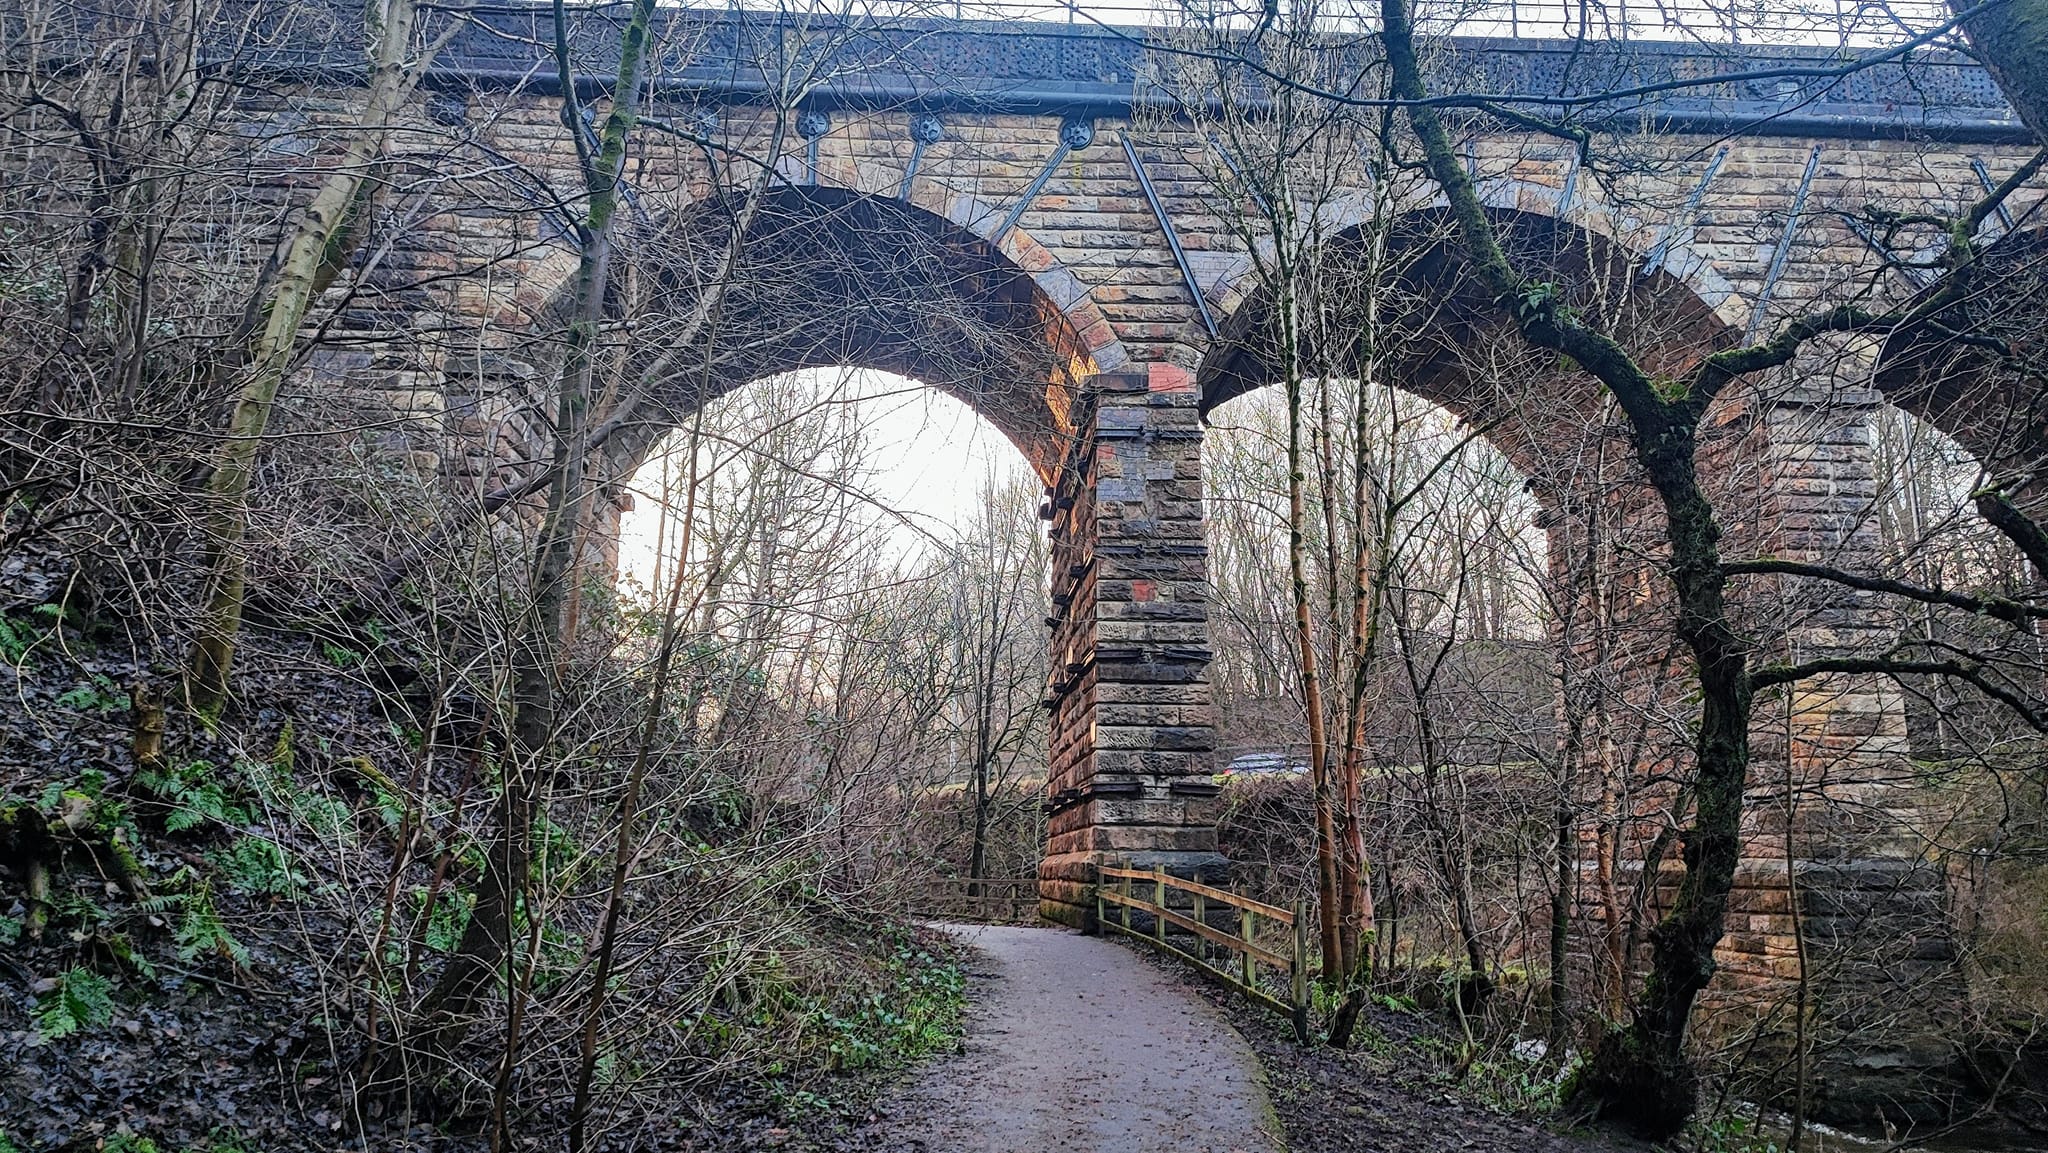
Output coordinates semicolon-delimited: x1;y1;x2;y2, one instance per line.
1179;193;1742;384
1194;206;1739;447
1475;176;1743;327
927;187;1134;375
560;182;1129;479
785;168;1135;378
1871;225;2048;495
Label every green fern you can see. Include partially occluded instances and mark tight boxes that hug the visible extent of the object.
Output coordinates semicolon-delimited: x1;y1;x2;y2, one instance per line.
102;931;158;981
137;760;248;833
271;720;295;776
33;966;115;1041
242;758;352;844
54;673;125;713
319;640;361;668
134;891;185;919
171;884;250;966
385;886;473;967
0;615;33;663
210;836;302;897
50;889;108;932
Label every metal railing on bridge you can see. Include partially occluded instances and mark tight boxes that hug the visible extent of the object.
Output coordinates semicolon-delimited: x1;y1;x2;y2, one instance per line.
719;0;1954;47
1096;860;1311;1042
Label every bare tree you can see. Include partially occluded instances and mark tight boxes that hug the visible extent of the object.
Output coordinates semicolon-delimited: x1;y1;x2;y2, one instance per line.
186;0;464;716
1364;0;2048;1133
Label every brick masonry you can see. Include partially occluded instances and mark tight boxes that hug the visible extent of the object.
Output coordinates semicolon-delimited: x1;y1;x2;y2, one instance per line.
249;10;2048;1118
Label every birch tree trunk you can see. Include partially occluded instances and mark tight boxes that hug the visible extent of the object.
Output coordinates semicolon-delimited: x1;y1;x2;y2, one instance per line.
186;0;434;717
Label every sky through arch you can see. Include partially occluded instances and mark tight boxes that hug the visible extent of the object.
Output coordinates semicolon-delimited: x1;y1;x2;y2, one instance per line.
615;366;1042;597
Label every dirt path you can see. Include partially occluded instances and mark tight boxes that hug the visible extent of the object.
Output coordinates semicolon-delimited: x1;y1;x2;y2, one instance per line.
860;924;1283;1153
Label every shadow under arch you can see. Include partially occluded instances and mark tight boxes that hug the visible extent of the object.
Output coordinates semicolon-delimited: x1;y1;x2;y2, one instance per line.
1188;202;1814;1018
1872;225;2048;508
588;183;1127;487
1195;207;1736;464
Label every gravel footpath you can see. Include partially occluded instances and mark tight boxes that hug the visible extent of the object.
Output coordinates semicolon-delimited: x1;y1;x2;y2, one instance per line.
857;924;1283;1153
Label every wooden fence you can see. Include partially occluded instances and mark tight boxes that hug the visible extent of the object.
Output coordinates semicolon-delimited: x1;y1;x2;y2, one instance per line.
1096;862;1310;1042
909;876;1039;924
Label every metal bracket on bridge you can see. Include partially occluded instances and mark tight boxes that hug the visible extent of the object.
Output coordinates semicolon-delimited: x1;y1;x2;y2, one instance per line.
798;109;830;184
897;113;944;200
690;106;723;190
1746;144;1823;343
995;116;1094;243
1123;135;1219;341
1842;214;1938;290
1972;156;2016;238
1641;146;1728;280
1206;133;1271;217
1556;148;1582;217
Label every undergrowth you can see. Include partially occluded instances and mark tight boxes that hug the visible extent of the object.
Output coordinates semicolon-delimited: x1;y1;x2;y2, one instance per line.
0;597;973;1152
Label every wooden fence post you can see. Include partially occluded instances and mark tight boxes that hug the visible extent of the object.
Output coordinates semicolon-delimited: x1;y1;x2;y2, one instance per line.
1093;866;1105;934
1240;907;1257;990
1291;898;1310;1044
1191;889;1206;962
1153;865;1168;945
1120;862;1132;934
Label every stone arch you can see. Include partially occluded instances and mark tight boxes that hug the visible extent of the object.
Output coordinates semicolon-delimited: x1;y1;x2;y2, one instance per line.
1192;204;1740;866
1872;225;2048;510
1192;204;1957;1118
522;179;1229;927
1191;206;1741;904
576;182;1131;493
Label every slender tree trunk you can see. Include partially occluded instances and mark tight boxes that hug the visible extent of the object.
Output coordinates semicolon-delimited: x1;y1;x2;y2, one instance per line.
1782;693;1810;1153
1319;161;1420;1042
1327;236;1391;1046
1280;271;1344;985
1308;373;1366;970
417;0;657;1032
568;410;703;1153
186;0;430;717
1549;731;1577;1051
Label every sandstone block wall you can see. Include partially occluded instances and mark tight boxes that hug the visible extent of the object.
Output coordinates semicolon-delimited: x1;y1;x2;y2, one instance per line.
239;54;2045;1112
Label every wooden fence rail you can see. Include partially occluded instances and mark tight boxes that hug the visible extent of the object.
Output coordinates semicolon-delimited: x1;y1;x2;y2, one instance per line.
1095;862;1310;1042
910;876;1039;924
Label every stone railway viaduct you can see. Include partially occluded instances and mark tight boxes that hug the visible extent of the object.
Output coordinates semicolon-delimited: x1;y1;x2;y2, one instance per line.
253;2;2042;1114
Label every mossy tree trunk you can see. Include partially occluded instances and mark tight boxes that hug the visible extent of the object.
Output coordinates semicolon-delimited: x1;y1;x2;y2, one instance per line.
185;0;435;718
1955;0;2048;142
1378;0;1757;1133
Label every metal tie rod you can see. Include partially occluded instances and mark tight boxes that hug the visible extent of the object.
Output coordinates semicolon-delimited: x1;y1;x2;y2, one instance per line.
1746;144;1824;344
1122;134;1219;341
996;117;1095;243
1641;146;1728;279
